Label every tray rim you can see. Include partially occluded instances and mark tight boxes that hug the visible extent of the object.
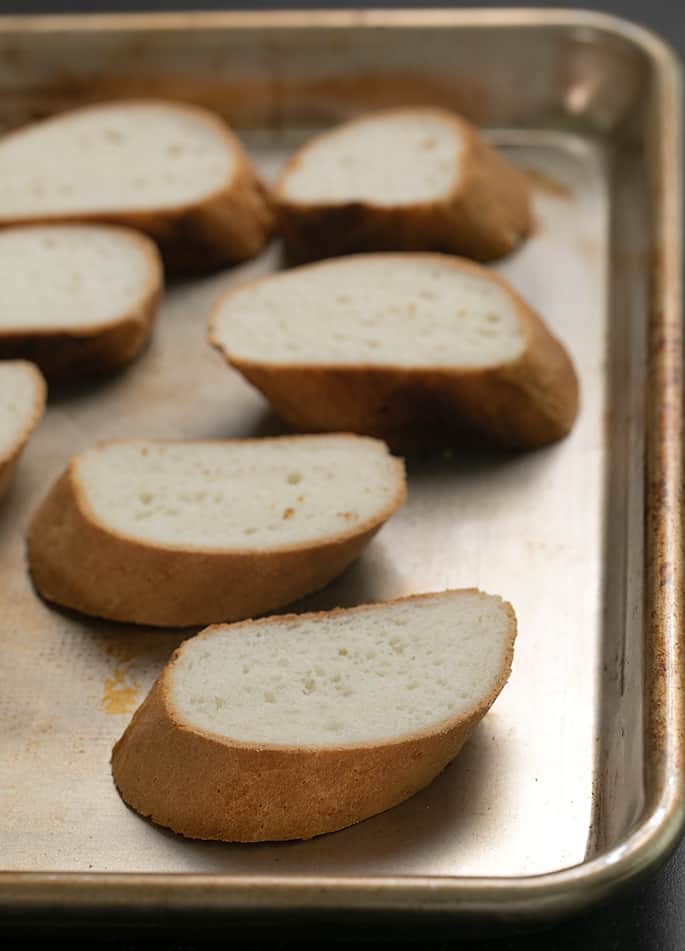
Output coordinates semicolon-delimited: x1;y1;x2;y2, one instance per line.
0;6;681;925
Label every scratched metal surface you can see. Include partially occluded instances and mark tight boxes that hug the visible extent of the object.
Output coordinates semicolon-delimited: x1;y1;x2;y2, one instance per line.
0;10;680;924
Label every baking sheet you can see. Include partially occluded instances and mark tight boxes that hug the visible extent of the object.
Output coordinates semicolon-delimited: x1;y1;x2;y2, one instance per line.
1;133;608;878
0;9;681;923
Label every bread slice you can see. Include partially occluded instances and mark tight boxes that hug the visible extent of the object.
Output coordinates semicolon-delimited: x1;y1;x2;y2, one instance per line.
0;361;46;500
111;588;516;842
27;435;406;627
209;253;579;451
0;99;273;271
0;224;162;380
273;108;531;262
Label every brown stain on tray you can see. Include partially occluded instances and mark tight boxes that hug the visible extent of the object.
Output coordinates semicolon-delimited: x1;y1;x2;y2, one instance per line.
101;667;140;716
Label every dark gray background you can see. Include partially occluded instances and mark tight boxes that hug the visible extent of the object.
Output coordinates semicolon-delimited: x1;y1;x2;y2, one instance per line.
0;1;683;949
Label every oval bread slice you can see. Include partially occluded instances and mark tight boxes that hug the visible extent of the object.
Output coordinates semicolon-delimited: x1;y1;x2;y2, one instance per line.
209;253;579;450
0;224;162;380
0;361;46;500
273;108;531;262
0;100;273;271
111;588;516;841
27;435;406;627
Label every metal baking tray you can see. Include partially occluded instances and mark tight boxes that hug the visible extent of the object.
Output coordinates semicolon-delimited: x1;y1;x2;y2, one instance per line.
0;8;682;929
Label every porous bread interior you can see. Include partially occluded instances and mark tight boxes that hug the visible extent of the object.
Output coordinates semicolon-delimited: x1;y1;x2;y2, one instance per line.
0;226;155;330
169;591;511;746
281;111;463;205
0;363;40;456
214;256;525;368
0;102;233;217
76;437;401;550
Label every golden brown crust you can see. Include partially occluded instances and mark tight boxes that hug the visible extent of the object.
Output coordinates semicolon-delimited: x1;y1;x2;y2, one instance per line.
111;590;516;841
0;226;162;382
26;436;406;627
0;361;46;501
0;100;274;272
273;109;531;263
209;254;579;452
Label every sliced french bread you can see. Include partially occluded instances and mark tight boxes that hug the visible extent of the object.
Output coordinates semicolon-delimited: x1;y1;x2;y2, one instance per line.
0;224;162;380
0;100;273;270
0;361;46;500
27;435;406;627
209;253;579;450
273;108;532;262
111;588;516;842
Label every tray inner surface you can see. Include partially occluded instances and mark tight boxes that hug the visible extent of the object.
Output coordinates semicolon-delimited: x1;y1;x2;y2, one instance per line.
0;18;651;882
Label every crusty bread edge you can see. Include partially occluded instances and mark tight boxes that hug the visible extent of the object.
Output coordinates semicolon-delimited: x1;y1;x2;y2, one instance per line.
26;435;407;626
0;360;46;500
209;253;579;450
111;589;517;841
272;107;532;263
0;225;163;380
0;100;274;272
